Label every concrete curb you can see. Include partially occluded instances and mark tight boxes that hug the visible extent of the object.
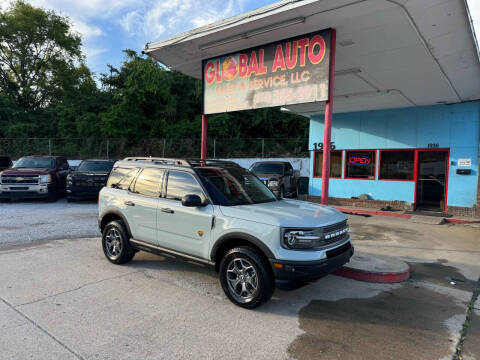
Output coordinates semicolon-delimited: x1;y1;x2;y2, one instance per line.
333;253;410;283
333;267;410;283
333;206;480;224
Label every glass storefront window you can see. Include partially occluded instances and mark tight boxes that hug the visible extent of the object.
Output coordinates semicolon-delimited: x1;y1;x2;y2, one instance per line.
380;150;414;180
314;151;342;178
345;150;376;179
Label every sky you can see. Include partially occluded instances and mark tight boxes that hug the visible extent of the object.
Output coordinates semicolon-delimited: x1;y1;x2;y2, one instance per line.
0;0;479;78
0;0;275;77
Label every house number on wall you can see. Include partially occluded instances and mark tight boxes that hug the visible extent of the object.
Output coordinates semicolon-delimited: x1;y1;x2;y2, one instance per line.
313;142;336;150
427;143;439;148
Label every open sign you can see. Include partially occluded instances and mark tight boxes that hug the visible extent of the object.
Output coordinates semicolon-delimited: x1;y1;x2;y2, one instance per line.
349;154;371;165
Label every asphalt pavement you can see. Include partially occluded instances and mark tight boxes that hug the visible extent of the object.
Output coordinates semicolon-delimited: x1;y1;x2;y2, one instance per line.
0;201;479;359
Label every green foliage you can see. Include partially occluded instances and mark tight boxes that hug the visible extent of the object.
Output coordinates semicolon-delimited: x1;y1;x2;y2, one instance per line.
0;0;85;110
0;2;309;148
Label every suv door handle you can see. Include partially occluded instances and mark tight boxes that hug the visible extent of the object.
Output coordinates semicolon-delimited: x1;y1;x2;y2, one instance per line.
161;208;174;214
124;201;135;207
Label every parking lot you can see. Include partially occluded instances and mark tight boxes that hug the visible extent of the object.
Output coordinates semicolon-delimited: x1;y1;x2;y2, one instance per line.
0;200;479;360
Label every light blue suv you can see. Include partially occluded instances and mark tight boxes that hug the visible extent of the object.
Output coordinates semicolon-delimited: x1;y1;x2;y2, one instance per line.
98;158;353;308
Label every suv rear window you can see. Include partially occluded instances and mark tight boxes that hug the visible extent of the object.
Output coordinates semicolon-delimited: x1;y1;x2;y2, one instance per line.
132;168;164;198
107;167;139;190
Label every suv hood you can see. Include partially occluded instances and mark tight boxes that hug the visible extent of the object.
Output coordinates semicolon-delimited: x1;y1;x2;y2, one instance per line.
71;171;109;177
219;199;346;228
1;168;53;176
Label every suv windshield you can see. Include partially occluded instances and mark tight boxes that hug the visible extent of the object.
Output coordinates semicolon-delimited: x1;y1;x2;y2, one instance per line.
250;163;284;175
196;166;277;206
13;157;54;169
78;161;114;172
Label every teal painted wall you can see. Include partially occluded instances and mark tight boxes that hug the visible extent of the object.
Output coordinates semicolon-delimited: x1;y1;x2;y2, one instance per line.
309;101;480;207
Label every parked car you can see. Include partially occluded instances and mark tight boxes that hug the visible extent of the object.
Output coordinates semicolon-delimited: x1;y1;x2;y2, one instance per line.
67;159;115;201
0;156;12;171
98;158;353;309
249;161;300;198
0;155;69;202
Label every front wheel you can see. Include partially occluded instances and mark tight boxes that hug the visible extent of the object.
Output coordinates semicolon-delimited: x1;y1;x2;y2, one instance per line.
102;220;135;264
219;247;274;309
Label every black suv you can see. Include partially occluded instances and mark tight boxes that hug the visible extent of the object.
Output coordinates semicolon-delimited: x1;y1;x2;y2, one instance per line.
249;161;299;198
67;159;115;201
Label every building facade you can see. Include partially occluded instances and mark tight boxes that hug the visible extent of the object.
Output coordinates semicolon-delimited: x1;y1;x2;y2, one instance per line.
308;101;480;217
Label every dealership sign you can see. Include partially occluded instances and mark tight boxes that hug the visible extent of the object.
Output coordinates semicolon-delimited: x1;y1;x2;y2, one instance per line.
202;29;331;114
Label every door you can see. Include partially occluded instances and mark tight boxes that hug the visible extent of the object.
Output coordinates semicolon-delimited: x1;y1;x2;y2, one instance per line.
156;170;213;259
416;150;448;212
127;168;164;245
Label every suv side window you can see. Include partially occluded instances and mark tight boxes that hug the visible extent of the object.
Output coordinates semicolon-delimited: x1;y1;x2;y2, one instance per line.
166;171;205;201
107;167;139;190
132;168;164;198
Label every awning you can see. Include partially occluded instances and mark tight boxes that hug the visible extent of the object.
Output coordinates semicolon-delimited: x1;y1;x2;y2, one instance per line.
144;0;480;115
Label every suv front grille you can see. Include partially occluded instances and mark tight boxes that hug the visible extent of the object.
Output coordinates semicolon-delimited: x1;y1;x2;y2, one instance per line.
1;176;39;185
74;177;107;187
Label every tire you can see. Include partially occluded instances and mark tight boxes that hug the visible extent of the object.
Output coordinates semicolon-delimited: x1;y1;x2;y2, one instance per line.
101;220;135;265
46;190;57;202
219;246;274;309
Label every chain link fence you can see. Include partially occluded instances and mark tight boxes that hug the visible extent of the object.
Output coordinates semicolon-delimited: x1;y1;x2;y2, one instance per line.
0;138;309;160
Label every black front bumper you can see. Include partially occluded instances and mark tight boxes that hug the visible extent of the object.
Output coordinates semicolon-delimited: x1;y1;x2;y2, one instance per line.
67;186;102;199
270;242;354;282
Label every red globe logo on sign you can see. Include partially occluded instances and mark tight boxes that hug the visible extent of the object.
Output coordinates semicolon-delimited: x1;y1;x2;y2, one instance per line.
222;56;238;81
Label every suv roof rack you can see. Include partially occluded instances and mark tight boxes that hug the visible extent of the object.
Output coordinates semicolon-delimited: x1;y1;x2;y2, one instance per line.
122;157;241;168
123;157;191;166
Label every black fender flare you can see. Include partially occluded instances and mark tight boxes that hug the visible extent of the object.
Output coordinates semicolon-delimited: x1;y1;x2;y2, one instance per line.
210;232;275;262
99;210;133;239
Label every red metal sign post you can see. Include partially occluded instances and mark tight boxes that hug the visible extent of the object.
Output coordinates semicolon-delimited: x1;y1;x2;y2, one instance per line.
201;114;207;160
321;29;336;205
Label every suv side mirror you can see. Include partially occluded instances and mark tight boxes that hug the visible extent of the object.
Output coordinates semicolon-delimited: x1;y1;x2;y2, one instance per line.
182;194;203;207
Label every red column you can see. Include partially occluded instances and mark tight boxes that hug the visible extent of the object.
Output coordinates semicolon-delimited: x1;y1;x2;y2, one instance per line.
201;114;207;160
321;29;337;205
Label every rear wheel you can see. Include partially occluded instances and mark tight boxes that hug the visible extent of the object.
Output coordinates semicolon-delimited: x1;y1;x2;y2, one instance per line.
219;247;274;309
102;220;135;264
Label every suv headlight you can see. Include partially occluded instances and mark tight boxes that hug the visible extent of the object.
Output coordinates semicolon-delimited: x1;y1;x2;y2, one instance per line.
39;174;52;184
268;180;279;187
282;225;349;249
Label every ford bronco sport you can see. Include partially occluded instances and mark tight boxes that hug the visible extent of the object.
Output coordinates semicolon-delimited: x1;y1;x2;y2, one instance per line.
98;158;353;308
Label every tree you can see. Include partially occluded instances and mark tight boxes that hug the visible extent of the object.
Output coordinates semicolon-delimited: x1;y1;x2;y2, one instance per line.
0;1;85;110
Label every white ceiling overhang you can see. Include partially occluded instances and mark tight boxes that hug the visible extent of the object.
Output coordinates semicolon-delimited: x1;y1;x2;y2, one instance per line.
143;0;480;115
